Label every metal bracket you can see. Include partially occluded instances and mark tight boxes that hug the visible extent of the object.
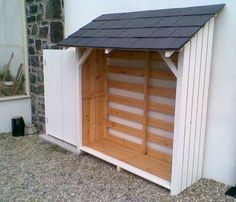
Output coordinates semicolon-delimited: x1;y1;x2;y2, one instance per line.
165;51;175;57
105;49;112;54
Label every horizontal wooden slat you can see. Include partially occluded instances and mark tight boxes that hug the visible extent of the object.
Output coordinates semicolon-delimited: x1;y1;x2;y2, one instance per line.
148;132;173;148
108;50;147;61
108;94;144;108
82;93;106;99
148;117;174;132
149;101;175;116
108;50;161;61
108;65;144;77
107;134;142;153
148;86;176;99
150;69;176;81
108;107;143;123
147;147;172;164
108;80;143;93
107;120;143;138
107;50;178;63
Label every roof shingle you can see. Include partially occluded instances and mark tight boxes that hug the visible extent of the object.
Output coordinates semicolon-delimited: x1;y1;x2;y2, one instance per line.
59;4;224;50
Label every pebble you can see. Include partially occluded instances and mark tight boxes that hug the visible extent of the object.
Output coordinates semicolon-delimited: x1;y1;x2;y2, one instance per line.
0;134;234;202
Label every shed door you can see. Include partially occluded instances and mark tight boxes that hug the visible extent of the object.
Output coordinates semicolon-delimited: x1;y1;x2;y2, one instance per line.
43;49;78;145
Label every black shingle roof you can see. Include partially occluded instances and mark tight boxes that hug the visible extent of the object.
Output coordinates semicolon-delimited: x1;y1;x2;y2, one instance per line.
59;4;224;50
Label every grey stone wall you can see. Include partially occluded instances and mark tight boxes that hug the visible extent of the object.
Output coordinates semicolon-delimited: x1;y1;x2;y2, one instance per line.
25;0;64;131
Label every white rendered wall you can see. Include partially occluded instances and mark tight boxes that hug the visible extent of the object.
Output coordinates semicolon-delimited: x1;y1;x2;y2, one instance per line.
64;0;236;186
0;98;32;133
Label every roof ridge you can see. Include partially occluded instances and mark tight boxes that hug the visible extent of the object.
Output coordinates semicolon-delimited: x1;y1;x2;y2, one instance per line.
93;13;217;22
95;4;225;17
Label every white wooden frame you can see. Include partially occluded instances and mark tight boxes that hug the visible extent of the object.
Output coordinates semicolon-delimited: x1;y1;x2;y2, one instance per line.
159;52;178;77
171;18;215;195
62;18;216;195
81;145;171;189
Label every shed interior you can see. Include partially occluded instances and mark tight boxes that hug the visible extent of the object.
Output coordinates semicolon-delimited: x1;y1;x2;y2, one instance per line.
82;48;178;182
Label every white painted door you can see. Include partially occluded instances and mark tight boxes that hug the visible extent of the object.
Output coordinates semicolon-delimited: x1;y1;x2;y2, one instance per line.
61;50;78;145
43;49;78;145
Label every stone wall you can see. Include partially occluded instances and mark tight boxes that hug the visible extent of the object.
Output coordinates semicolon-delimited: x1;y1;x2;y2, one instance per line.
25;0;64;131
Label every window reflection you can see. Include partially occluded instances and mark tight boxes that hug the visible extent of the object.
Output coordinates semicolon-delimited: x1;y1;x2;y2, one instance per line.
0;0;27;97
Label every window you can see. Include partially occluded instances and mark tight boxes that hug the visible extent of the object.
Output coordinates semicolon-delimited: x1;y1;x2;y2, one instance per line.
0;0;29;98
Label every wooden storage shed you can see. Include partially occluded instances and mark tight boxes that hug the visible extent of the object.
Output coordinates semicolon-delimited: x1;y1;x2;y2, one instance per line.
45;4;224;195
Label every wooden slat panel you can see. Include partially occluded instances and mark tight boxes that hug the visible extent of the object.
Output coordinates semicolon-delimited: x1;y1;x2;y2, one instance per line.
108;107;143;123
108;50;147;61
147;147;172;164
108;94;144;108
107;134;142;153
148;132;173;148
148;117;174;132
149;101;175;116
88;140;171;180
108;65;144;77
107;120;143;138
150;69;176;81
108;80;143;93
107;50;178;62
108;50;177;63
149;86;176;99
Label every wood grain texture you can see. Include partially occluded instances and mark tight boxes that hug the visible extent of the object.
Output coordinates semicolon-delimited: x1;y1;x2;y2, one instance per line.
143;52;150;154
87;140;172;181
82;48;176;182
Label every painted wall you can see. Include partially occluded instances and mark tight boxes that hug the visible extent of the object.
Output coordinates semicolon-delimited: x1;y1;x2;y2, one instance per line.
64;0;236;186
0;98;32;133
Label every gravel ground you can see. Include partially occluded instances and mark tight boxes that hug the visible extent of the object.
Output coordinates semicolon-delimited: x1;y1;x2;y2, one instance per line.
0;133;234;202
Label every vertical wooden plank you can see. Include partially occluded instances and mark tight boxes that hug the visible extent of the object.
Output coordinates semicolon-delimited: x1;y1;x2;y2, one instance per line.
181;35;197;189
197;18;215;179
89;50;96;143
104;52;108;140
99;49;106;141
187;28;204;186
171;42;191;195
192;24;209;182
82;52;91;145
142;51;150;154
95;49;102;141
